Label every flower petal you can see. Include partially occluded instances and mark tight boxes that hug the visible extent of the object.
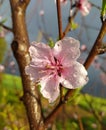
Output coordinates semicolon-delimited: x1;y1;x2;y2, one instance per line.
77;0;91;16
40;74;60;103
29;42;55;67
61;61;88;89
53;37;80;66
25;65;47;82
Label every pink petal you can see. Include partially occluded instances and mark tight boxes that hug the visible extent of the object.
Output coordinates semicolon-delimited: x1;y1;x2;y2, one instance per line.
53;37;80;66
80;6;90;16
40;74;60;103
61;61;88;88
25;65;47;82
78;0;91;16
29;42;55;66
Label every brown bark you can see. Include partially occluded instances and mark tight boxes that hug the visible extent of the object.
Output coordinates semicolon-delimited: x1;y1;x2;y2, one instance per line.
84;20;106;69
9;0;45;129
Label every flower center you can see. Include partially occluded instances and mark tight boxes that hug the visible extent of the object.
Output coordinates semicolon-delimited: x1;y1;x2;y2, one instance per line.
46;57;63;76
53;57;63;76
55;57;63;76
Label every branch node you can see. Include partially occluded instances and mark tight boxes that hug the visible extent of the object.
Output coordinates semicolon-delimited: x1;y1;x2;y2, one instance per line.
97;44;106;54
11;40;18;51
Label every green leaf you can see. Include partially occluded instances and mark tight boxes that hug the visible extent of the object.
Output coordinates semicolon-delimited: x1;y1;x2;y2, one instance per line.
71;21;79;30
48;38;55;48
101;0;106;20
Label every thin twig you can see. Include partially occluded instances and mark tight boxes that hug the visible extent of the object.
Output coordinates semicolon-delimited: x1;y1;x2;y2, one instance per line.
83;94;102;123
44;101;64;126
65;21;106;108
82;93;106;129
90;2;101;10
75;106;84;130
45;20;106;128
56;0;63;39
62;9;78;38
0;23;13;32
45;89;74;126
84;20;106;69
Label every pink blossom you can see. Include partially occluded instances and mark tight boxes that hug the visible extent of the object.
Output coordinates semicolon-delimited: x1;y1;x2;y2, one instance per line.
76;0;91;16
25;37;88;103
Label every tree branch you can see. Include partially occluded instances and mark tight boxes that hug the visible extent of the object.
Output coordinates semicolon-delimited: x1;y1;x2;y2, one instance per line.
9;0;45;129
45;89;74;126
84;20;106;69
44;100;64;126
45;18;106;128
56;0;63;39
62;9;78;38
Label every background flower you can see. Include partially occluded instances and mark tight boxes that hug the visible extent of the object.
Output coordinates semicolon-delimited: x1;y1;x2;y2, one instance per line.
76;0;91;16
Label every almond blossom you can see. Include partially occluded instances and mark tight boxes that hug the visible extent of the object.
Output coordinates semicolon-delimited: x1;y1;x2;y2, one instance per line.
76;0;91;16
25;37;88;103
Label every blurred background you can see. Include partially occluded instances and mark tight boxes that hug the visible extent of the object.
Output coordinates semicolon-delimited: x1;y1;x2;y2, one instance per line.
0;0;106;129
1;0;105;97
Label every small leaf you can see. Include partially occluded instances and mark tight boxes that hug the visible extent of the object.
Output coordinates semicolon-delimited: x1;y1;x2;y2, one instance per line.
0;18;7;24
48;38;55;48
101;0;106;21
71;20;79;30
